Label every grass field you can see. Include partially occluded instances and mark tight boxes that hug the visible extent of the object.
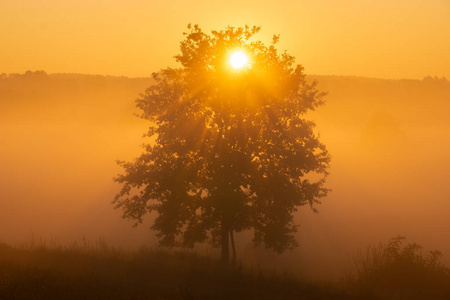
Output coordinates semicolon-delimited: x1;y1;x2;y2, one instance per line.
1;237;450;299
0;241;352;300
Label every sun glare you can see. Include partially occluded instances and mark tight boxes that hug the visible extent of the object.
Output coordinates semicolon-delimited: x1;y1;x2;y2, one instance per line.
229;50;249;69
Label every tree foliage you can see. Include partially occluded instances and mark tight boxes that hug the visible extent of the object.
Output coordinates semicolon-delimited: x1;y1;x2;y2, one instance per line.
114;24;330;261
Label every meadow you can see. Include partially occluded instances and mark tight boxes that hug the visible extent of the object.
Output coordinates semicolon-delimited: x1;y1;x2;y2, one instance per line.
1;236;450;299
0;239;351;300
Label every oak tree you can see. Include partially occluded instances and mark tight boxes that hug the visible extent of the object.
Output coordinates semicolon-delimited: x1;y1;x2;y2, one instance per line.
114;25;330;263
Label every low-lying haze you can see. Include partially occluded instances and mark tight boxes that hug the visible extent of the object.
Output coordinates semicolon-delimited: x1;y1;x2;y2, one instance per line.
1;71;448;279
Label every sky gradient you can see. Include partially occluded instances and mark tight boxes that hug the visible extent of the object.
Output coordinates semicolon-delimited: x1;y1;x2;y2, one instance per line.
1;0;449;79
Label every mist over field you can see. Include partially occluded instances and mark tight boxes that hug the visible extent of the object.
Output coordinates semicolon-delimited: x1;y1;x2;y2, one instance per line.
1;71;449;280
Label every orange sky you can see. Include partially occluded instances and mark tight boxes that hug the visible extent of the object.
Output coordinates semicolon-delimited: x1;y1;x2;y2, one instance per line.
1;0;449;79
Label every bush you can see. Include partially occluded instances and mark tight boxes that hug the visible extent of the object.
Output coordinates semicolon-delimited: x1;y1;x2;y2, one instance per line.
352;236;450;299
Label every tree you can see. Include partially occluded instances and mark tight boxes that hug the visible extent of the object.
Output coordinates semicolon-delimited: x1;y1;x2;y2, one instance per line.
114;24;330;263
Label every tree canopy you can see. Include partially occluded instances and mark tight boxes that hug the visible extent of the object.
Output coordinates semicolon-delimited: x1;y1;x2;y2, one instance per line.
114;24;330;262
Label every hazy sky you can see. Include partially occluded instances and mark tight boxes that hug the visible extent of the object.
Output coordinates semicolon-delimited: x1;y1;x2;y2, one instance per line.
1;0;449;79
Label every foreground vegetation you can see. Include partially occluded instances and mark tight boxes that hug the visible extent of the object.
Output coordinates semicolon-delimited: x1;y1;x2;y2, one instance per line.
0;241;350;300
1;237;450;299
350;236;450;299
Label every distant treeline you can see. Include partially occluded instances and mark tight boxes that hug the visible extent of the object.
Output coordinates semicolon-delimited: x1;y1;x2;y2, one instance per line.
1;70;448;87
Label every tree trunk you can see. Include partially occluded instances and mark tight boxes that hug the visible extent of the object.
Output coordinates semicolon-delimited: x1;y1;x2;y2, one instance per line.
230;229;237;265
221;222;230;263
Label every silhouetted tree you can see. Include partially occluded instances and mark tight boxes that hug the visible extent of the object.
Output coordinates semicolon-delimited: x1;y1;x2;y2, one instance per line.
114;24;330;263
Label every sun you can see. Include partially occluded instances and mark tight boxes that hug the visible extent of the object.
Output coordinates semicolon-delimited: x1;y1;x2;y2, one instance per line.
229;50;249;69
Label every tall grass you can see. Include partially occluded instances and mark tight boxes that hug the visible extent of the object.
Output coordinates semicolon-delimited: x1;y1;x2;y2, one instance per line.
351;236;450;299
3;236;450;299
0;238;353;300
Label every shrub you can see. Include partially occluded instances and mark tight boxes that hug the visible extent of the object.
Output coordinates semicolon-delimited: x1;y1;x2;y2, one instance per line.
352;236;450;299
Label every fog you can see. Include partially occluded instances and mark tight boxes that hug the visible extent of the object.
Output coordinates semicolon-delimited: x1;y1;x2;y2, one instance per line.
0;72;154;247
1;71;449;279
